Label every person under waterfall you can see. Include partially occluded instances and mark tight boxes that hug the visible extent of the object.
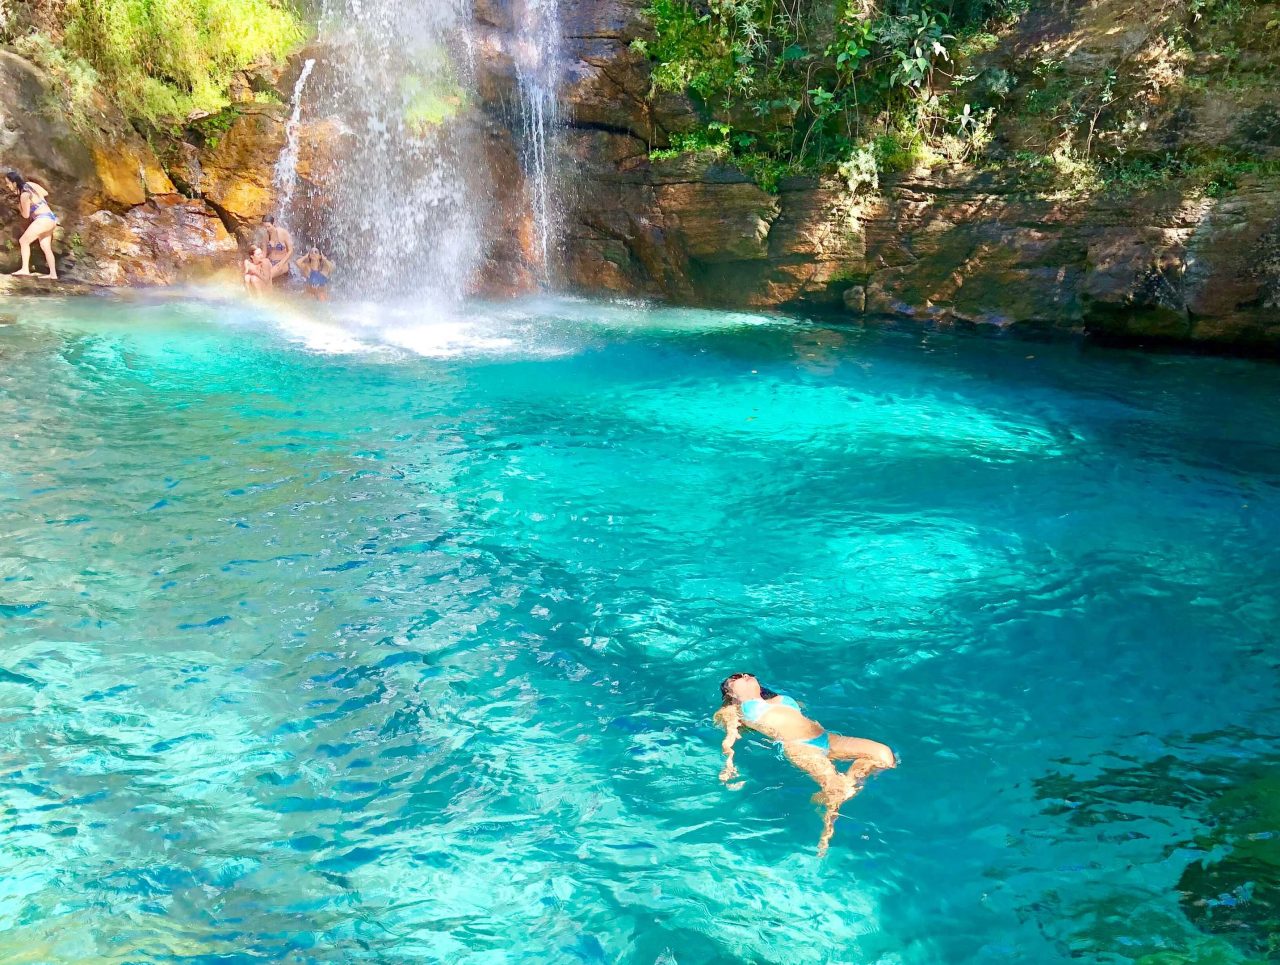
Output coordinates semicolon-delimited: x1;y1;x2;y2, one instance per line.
243;245;273;296
294;246;334;300
262;215;294;281
715;673;896;857
5;171;58;279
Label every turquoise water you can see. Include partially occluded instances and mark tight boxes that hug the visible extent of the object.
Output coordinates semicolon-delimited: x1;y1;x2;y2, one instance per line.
1;293;1278;964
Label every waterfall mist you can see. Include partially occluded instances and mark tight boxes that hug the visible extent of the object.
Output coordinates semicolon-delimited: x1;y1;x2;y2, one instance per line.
286;0;487;300
276;0;567;300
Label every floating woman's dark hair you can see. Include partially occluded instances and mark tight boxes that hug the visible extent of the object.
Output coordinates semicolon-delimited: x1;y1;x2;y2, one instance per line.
719;672;778;706
6;170;29;193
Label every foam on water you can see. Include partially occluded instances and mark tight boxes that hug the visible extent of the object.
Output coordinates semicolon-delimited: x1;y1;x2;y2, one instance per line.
2;295;1279;963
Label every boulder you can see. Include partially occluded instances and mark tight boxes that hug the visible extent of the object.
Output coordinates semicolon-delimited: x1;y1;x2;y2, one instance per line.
73;195;239;286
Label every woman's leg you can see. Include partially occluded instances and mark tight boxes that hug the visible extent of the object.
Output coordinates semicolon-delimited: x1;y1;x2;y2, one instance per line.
12;221;43;274
784;742;861;857
37;230;56;279
827;734;896;772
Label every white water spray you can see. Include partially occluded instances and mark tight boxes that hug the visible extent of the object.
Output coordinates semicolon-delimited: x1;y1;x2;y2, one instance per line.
294;0;485;300
515;0;563;283
273;57;316;221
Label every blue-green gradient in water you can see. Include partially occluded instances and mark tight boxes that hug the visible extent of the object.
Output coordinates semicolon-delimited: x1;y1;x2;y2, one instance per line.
1;294;1278;964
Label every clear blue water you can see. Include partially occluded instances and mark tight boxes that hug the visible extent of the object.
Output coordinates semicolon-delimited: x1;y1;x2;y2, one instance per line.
1;293;1278;964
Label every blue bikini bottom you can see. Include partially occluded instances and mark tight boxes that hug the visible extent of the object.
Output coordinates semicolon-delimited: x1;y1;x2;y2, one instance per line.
790;731;830;754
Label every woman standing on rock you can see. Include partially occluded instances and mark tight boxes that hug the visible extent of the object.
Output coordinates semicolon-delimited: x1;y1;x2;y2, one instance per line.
5;171;57;279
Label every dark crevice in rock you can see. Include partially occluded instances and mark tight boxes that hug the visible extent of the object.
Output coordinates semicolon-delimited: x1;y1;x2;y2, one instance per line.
566;119;645;138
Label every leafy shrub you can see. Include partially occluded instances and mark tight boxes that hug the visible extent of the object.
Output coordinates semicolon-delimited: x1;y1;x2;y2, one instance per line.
638;0;1015;193
63;0;305;125
12;31;102;130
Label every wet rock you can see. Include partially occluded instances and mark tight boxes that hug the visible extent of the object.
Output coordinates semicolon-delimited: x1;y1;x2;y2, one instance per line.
74;195;239;286
197;105;288;239
0;276;108;297
1082;230;1189;336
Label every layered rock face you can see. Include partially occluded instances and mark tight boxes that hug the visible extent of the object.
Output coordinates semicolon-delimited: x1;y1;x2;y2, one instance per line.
0;51;239;284
555;0;1280;351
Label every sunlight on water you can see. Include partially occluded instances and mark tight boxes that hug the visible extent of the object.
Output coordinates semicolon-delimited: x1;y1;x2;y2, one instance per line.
1;294;1278;963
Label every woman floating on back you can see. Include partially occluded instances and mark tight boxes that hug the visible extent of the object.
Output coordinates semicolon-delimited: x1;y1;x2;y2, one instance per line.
5;171;57;279
715;673;896;856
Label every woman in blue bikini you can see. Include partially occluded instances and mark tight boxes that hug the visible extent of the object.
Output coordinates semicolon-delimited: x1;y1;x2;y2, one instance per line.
294;246;334;300
715;672;896;855
5;171;57;279
262;215;294;280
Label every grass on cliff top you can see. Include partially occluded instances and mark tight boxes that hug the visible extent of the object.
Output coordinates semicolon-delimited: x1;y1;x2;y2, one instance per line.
55;0;304;126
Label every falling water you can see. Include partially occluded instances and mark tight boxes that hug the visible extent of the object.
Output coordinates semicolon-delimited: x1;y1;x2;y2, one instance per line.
273;57;316;221
515;0;562;283
294;0;485;300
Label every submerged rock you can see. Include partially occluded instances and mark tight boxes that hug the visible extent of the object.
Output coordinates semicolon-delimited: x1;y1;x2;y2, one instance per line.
1178;768;1280;959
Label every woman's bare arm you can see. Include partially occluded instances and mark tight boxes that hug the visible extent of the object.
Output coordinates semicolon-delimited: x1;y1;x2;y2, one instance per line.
714;707;742;783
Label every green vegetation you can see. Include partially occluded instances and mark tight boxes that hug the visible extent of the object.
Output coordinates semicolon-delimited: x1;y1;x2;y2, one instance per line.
9;0;304;127
635;1;1026;193
637;0;1280;203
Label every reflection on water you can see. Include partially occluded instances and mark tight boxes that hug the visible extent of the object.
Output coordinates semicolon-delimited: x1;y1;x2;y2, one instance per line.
1;293;1279;963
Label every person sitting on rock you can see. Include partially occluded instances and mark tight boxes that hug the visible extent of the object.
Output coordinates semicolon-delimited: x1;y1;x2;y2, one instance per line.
262;215;294;280
5;171;58;279
243;244;273;296
294;246;334;301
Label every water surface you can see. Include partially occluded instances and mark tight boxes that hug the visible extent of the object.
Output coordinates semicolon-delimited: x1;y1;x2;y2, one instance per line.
1;294;1278;963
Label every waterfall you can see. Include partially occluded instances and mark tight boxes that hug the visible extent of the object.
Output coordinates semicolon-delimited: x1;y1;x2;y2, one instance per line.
292;0;485;300
273;57;316;222
271;0;566;299
515;0;563;284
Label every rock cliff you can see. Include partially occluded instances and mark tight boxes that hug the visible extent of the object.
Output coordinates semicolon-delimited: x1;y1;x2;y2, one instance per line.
554;0;1280;352
2;0;1277;354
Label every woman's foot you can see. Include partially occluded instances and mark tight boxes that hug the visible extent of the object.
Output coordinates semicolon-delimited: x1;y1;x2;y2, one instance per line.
43;273;57;280
11;269;32;276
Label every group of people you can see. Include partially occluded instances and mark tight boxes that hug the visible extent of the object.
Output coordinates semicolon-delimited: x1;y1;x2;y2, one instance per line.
4;173;336;298
242;215;335;300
